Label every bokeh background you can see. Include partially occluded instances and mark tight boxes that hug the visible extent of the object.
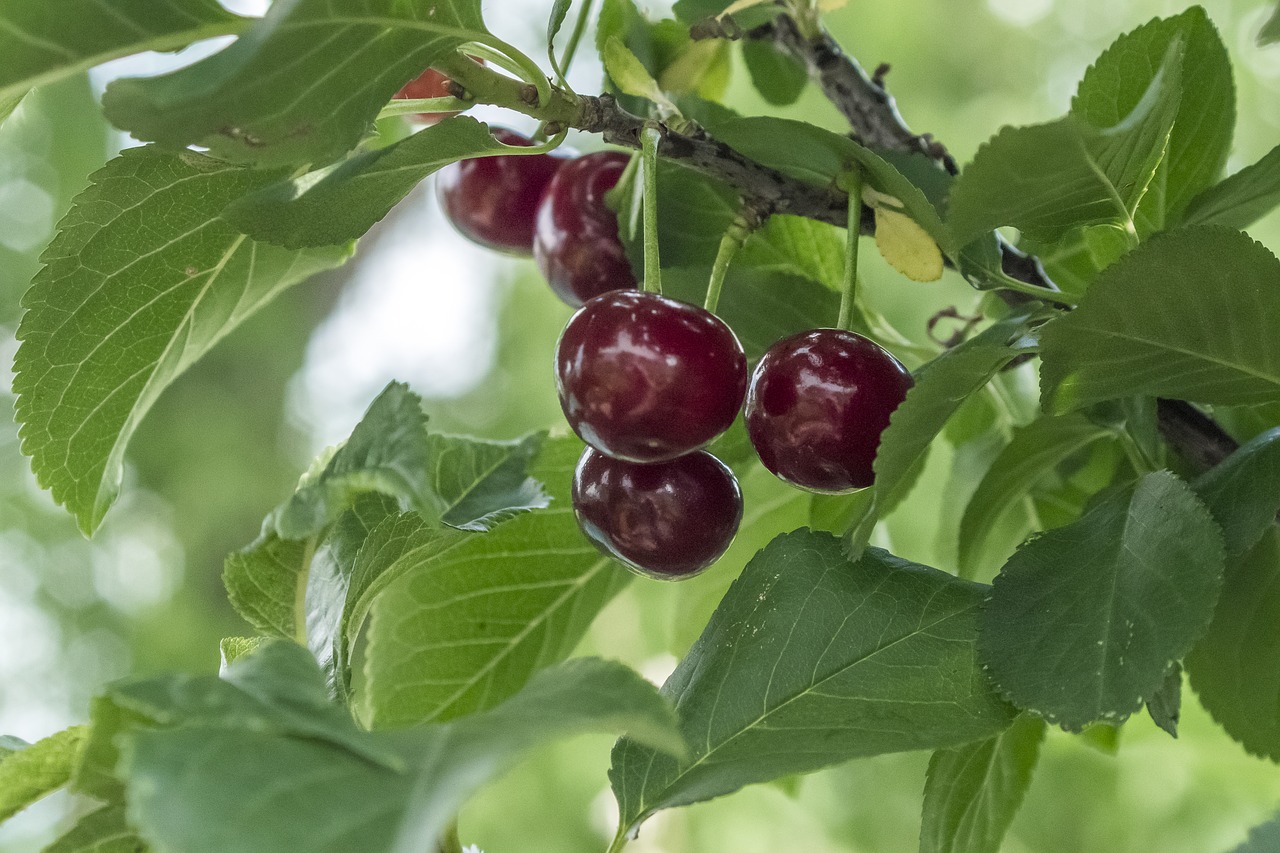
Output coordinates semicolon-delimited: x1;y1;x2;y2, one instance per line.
2;1;1280;850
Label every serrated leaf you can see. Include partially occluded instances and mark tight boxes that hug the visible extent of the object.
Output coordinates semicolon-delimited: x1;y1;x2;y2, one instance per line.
1073;8;1233;226
1146;662;1182;738
958;414;1114;578
603;36;679;113
920;714;1046;853
742;40;807;106
1191;427;1280;557
0;0;246;125
41;803;144;853
1183;145;1280;230
980;471;1225;731
13;147;352;534
226;117;520;249
361;437;631;727
846;314;1041;558
874;206;943;282
429;431;549;531
274;382;433;539
119;658;680;853
948;38;1181;249
102;0;488;166
0;726;86;823
1187;529;1280;762
1230;811;1280;852
1040;228;1280;412
223;534;310;639
737;215;846;291
219;637;266;671
609;530;1015;840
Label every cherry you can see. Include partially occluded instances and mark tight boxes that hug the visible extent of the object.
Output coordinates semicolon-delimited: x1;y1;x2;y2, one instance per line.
572;447;743;579
555;290;748;462
395;68;459;124
437;127;570;255
534;150;638;306
744;329;913;493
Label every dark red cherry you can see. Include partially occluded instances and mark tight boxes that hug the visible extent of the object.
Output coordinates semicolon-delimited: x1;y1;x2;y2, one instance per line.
745;329;913;493
437;127;570;255
534;150;637;306
555;290;748;462
572;447;743;579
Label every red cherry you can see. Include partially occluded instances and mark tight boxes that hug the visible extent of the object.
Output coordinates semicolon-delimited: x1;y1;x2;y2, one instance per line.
744;329;913;492
534;150;638;306
572;447;743;579
437;128;570;255
555;290;748;462
395;68;459;124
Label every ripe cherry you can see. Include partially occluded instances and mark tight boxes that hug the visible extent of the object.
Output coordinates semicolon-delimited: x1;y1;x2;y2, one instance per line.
437;127;570;255
534;150;638;306
745;329;913;492
555;290;748;462
572;447;743;579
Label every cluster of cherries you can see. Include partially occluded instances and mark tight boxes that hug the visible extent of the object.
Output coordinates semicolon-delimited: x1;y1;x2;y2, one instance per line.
403;69;914;580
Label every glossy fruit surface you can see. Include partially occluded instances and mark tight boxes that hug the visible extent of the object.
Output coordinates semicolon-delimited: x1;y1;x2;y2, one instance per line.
572;447;743;579
437;127;570;255
555;290;748;462
534;150;637;306
745;329;913;492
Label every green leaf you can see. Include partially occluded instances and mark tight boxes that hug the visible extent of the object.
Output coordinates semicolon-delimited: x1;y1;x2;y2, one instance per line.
742;40;807;105
1262;4;1280;46
1072;7;1234;225
119;658;680;853
0;737;26;760
223;534;310;639
1187;529;1280;761
948;40;1182;248
609;530;1015;839
0;726;87;823
1230;811;1280;852
361;437;631;727
1183;144;1280;230
227;117;523;249
108;640;400;769
102;0;488;166
428;431;549;532
1191;427;1280;557
613;160;739;268
847;314;1041;557
41;803;145;853
273;382;433;539
547;0;574;79
958;414;1114;578
980;471;1225;731
13;147;352;534
0;0;246;123
603;36;679;113
219;637;266;670
1040;228;1280;412
920;714;1046;853
1146;662;1182;738
737;215;845;291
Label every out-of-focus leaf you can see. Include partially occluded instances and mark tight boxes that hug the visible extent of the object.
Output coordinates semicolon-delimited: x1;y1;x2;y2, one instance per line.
1191;428;1280;557
742;40;807;105
1146;663;1183;738
0;726;86;822
41;803;144;853
1183;145;1280;230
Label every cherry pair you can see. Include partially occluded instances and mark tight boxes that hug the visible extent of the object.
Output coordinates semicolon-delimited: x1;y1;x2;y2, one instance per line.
435;126;636;306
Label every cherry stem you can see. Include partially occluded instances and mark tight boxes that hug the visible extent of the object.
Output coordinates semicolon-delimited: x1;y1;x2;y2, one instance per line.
705;212;755;314
641;125;663;295
836;165;864;332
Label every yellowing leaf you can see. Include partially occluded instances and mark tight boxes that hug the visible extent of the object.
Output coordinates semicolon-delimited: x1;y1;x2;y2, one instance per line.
875;208;944;282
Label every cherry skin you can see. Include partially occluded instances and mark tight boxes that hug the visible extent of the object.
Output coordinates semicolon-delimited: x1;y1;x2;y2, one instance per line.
437;127;571;255
572;447;743;579
555;290;748;462
394;67;458;124
534;150;638;306
745;329;914;493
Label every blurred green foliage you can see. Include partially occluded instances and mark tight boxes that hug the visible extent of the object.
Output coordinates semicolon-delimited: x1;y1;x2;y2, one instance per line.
2;1;1280;850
